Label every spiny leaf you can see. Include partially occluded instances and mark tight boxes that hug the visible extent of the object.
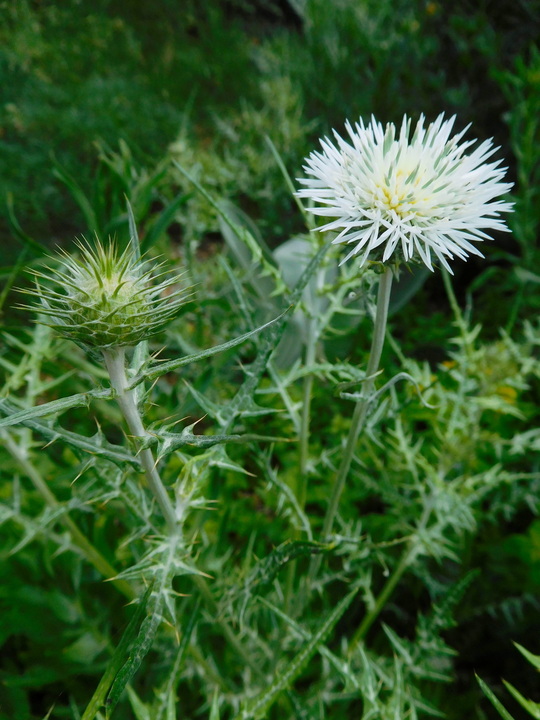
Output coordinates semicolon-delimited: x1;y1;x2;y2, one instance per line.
81;584;153;720
233;540;331;614
233;588;358;720
148;427;286;461
173;161;284;293
155;599;200;720
222;242;329;433
0;399;140;468
9;505;69;556
0;389;112;429
131;310;290;388
107;535;185;714
259;596;359;690
217;201;276;302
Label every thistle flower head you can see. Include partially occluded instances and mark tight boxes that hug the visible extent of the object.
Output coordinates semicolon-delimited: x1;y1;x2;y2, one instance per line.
297;114;513;273
25;239;190;349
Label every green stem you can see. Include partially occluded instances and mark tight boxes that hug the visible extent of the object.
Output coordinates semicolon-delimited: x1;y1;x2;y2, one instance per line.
3;432;135;601
307;267;394;585
102;347;265;680
349;496;432;651
102;347;178;535
297;318;318;514
349;544;416;651
441;269;470;352
285;318;318;612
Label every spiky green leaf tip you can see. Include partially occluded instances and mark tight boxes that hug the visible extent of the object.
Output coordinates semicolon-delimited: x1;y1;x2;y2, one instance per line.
24;238;191;349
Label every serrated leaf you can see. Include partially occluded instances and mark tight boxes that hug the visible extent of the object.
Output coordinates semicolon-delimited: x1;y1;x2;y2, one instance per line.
155;600;200;720
9;505;69;556
173;161;284;293
106;597;164;714
218;201;276;301
258;596;359;690
238;540;331;603
382;625;414;665
184;380;226;422
221;242;329;432
233;588;358;720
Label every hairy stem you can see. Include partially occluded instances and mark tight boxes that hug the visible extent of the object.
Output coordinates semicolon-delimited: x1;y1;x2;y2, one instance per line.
103;347;263;679
102;347;178;534
3;432;135;601
308;267;394;584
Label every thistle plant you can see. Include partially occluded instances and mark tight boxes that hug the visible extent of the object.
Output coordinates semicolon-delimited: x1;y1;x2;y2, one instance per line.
296;113;514;619
23;238;191;533
1;113;526;719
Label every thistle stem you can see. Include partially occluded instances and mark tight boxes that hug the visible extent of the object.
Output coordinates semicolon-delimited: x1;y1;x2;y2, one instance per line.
102;347;178;535
349;544;416;651
307;267;393;584
348;498;432;652
441;269;470;351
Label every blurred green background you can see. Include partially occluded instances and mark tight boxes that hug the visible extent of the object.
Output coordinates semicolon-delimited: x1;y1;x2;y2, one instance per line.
2;0;538;256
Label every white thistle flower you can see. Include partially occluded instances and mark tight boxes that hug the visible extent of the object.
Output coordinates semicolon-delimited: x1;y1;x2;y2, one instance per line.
297;114;513;273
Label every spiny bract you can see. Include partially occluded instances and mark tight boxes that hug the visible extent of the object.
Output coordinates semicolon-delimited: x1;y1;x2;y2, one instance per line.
25;239;189;349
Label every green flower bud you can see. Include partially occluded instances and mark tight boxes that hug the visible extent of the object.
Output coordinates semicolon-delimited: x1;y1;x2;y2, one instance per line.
24;239;190;349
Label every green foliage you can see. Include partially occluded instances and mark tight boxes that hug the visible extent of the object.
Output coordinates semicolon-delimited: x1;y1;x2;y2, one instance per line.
2;2;540;719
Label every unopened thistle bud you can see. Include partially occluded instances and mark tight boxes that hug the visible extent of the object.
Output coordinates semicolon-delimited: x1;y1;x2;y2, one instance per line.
24;239;190;349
